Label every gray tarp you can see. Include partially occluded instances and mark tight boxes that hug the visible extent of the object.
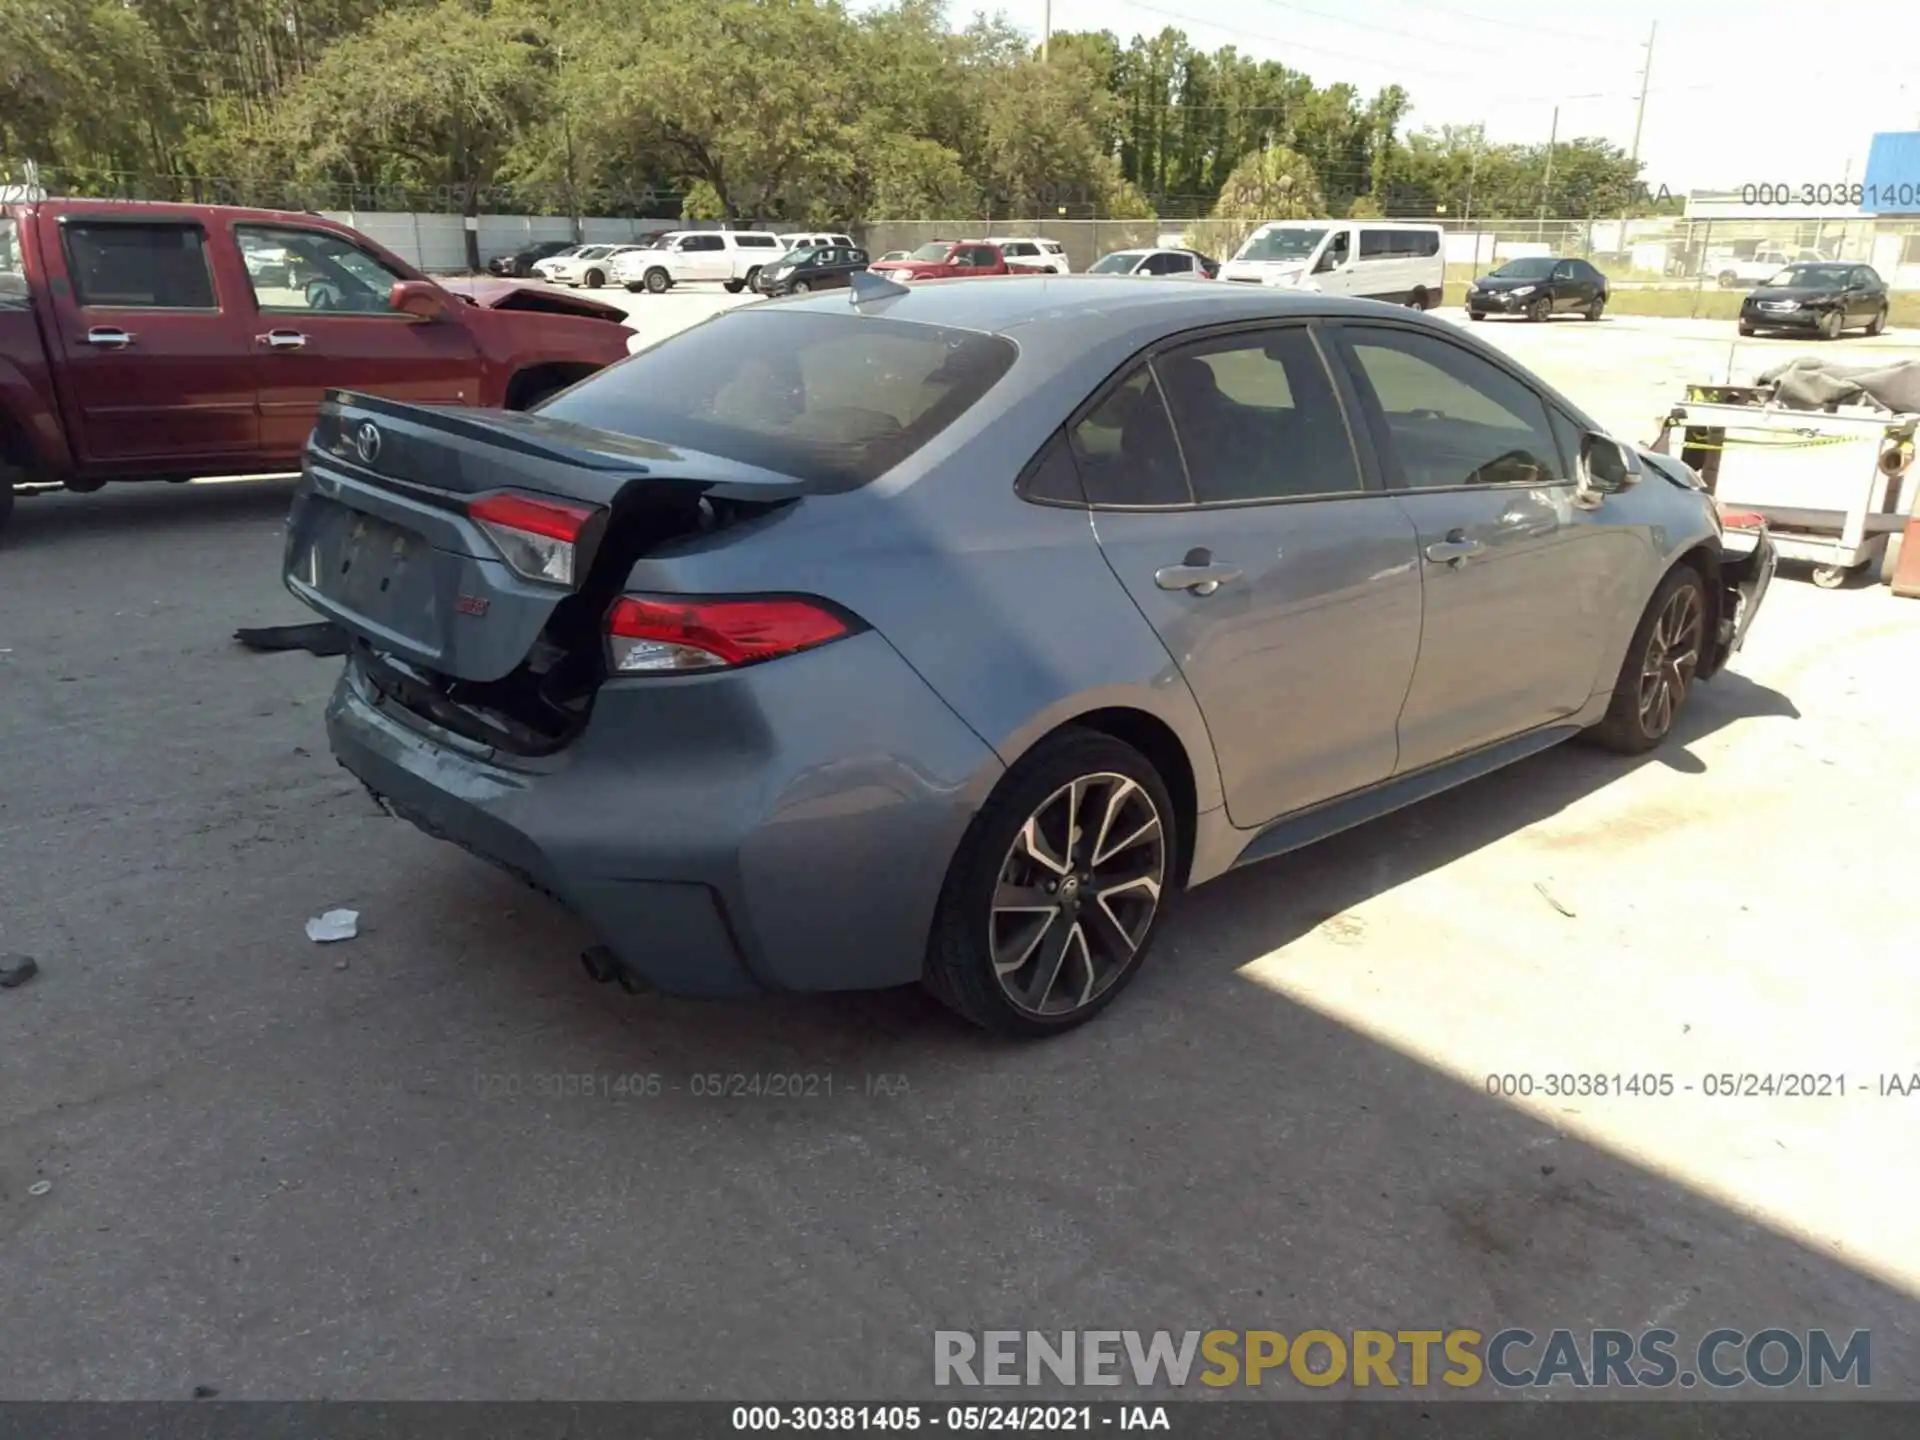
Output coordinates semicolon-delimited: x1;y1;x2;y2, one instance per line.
1757;356;1920;415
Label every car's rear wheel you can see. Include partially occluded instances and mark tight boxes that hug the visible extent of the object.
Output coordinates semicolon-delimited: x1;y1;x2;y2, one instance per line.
1406;286;1428;310
1819;308;1844;340
1528;296;1552;323
644;268;671;294
1586;566;1708;755
1868;305;1889;336
923;730;1175;1037
1585;296;1605;321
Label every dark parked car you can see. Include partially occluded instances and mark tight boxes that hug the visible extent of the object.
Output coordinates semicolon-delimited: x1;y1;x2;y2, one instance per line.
1466;256;1608;322
282;279;1775;1037
755;245;871;295
489;240;579;278
1739;263;1890;340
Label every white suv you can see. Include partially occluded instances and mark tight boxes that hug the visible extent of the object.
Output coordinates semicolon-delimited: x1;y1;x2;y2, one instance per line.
613;231;786;294
986;236;1071;274
777;231;856;256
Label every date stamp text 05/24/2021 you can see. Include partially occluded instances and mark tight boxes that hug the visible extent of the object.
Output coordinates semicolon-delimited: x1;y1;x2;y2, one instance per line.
1483;1071;1920;1100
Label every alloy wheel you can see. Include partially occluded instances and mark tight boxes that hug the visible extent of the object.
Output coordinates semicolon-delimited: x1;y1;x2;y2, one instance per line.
988;773;1165;1019
1529;296;1551;323
1637;584;1703;739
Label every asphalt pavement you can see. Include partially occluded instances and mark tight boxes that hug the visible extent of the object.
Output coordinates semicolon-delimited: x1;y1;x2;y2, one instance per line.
3;299;1919;1401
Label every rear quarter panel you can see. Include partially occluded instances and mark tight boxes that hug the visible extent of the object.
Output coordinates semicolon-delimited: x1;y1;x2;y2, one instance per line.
606;318;1230;820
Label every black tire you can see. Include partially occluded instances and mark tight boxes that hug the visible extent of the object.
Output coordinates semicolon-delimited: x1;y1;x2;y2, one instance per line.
1585;566;1709;755
1868;305;1888;337
1468;310;1485;321
723;280;744;294
583;269;606;289
1528;296;1551;323
923;728;1177;1037
743;267;763;292
1818;308;1843;341
1406;287;1427;310
1738;322;1757;337
625;282;645;294
791;279;811;294
1718;271;1737;289
644;268;671;294
1585;296;1605;321
0;473;14;538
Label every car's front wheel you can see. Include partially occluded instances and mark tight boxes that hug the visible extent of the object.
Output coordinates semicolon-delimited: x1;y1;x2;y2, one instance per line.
1819;308;1844;340
1528;296;1552;323
1587;566;1708;755
923;729;1176;1037
583;268;606;289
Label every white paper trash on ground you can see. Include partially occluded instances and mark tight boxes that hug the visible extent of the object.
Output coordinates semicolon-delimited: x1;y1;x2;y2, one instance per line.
305;909;360;943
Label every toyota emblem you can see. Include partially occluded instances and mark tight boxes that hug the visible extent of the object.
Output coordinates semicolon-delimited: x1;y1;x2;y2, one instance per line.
354;422;382;465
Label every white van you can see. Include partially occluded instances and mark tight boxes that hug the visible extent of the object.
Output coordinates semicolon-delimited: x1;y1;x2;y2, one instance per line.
1218;220;1444;308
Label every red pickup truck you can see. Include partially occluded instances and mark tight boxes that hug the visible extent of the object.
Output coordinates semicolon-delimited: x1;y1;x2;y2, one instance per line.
867;240;1053;283
0;200;637;534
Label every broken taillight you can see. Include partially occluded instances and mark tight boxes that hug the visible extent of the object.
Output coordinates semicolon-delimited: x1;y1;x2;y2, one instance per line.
469;493;601;588
605;594;859;674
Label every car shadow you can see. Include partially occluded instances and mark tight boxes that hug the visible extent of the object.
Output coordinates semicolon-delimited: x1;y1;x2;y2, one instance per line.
350;662;1920;1402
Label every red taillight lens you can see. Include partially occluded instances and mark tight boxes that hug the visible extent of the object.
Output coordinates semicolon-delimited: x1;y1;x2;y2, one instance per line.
605;595;856;674
469;493;600;587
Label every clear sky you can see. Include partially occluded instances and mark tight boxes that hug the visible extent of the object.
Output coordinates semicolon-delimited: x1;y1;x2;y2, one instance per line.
943;0;1920;193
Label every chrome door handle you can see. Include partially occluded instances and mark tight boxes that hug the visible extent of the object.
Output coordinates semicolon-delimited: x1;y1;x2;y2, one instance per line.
1424;537;1486;566
1154;563;1242;595
259;330;308;350
84;327;134;348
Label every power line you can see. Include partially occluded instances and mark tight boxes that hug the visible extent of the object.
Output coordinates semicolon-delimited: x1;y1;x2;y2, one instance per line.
1375;0;1641;45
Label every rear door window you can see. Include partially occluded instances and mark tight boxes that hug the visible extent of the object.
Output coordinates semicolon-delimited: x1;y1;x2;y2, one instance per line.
61;221;216;309
1155;327;1363;503
537;310;1017;491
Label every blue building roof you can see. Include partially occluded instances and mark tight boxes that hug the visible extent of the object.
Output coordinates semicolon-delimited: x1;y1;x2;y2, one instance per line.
1863;132;1920;213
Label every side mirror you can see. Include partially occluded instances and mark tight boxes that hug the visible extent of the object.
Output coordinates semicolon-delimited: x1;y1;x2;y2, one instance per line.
389;279;447;320
1577;432;1641;508
1315;250;1340;274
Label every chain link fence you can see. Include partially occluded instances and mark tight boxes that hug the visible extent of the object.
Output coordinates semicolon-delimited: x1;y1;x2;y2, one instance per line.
857;216;1920;296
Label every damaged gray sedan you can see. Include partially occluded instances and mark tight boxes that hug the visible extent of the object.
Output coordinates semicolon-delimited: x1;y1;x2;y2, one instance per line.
281;276;1777;1036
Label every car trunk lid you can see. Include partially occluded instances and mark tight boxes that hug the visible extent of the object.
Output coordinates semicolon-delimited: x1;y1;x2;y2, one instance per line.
284;391;807;751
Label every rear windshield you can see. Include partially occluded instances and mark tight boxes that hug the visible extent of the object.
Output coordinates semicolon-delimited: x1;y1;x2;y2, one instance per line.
536;310;1019;491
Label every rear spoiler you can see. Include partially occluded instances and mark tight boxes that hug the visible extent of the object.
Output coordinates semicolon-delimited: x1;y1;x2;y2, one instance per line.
311;391;814;507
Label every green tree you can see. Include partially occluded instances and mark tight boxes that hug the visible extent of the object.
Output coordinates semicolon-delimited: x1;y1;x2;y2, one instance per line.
1212;145;1326;221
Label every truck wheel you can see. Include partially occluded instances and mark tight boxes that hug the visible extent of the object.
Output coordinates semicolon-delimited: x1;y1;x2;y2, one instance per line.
644;268;671;294
1718;271;1737;288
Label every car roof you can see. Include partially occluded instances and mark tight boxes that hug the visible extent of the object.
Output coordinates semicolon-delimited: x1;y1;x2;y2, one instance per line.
773;273;1423;336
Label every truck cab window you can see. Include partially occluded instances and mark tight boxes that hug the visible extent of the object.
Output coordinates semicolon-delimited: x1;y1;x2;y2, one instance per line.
63;223;216;310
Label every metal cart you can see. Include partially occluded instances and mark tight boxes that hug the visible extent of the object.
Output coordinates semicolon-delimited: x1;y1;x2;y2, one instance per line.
1651;385;1917;589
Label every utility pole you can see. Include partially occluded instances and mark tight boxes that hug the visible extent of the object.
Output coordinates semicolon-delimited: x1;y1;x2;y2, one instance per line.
1462;127;1481;225
1041;0;1050;61
1629;21;1656;168
1539;105;1559;238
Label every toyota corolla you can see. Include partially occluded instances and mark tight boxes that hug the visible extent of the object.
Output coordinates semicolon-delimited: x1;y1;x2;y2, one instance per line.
281;276;1775;1036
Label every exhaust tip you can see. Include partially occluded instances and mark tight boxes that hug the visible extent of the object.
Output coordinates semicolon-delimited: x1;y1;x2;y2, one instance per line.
581;944;657;995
